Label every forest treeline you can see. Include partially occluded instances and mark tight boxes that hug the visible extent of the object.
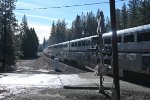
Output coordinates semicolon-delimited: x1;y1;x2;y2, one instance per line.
49;0;150;45
0;0;39;72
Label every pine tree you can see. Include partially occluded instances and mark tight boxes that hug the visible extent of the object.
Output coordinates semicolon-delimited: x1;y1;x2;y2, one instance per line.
22;28;39;58
105;16;111;32
128;0;141;27
116;9;122;30
90;11;97;35
22;28;30;58
43;37;46;49
60;19;67;42
20;15;29;57
20;16;39;58
85;12;91;36
139;0;150;24
55;19;61;43
30;28;39;57
1;0;17;72
121;3;128;29
50;21;56;45
20;15;28;36
73;15;82;39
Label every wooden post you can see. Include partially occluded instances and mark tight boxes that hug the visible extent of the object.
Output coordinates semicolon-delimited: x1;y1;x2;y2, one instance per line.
109;0;120;99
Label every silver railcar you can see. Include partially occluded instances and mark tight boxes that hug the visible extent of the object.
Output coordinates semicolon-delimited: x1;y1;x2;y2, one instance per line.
46;24;150;81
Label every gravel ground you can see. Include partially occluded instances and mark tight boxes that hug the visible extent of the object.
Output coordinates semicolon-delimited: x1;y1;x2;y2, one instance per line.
14;55;86;74
1;54;150;100
2;87;150;100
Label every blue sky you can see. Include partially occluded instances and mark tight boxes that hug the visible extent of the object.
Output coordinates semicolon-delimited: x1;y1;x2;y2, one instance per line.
14;0;128;44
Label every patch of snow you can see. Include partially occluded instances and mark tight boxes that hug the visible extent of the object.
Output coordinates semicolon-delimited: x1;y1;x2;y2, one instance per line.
37;69;50;73
0;73;100;99
0;73;62;88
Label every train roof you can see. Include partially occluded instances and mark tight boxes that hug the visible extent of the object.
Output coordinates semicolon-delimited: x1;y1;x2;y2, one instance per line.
48;41;70;47
69;35;98;43
103;24;150;37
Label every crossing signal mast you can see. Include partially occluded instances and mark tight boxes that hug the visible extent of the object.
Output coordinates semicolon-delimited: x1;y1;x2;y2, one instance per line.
89;10;111;93
96;12;105;93
89;0;120;99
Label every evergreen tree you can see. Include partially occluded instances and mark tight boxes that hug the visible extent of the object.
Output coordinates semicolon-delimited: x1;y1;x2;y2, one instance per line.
128;0;141;27
21;16;39;58
17;15;29;57
73;15;82;39
50;19;67;44
105;16;111;32
1;0;17;71
55;19;61;43
22;28;39;58
66;28;73;41
50;21;56;45
139;0;150;24
20;15;28;36
22;28;30;58
116;9;122;30
60;19;67;42
85;12;91;36
30;28;39;57
90;11;97;35
43;37;46;49
121;3;128;29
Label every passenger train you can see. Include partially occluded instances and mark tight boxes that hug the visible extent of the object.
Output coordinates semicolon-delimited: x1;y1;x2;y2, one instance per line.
45;24;150;82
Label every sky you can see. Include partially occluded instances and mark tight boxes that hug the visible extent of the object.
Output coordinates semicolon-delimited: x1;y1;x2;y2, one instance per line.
14;0;128;44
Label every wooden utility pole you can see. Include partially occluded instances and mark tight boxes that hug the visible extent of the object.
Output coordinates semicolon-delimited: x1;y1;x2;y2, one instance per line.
109;0;120;99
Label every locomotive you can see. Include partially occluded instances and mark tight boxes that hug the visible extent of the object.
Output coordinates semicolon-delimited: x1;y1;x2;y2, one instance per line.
45;24;150;82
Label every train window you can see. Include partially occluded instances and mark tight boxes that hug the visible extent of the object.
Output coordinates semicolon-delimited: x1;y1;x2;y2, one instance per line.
64;44;67;47
82;41;86;46
104;37;111;44
71;43;74;47
91;41;96;45
59;45;61;48
137;32;150;42
117;36;122;43
74;42;77;47
124;34;134;43
86;41;90;46
78;42;81;46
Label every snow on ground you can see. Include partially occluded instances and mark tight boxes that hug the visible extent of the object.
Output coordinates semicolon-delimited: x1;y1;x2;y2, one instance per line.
0;73;100;88
0;73;99;99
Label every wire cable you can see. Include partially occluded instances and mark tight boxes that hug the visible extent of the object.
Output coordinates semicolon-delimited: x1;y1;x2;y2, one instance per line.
16;0;126;11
